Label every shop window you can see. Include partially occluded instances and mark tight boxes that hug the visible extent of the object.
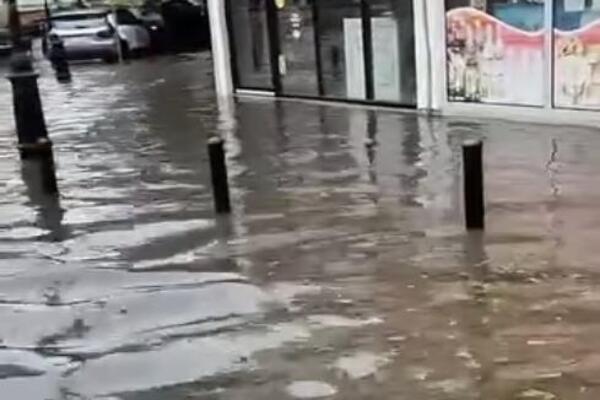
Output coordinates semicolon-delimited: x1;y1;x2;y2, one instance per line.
315;0;364;99
368;0;417;105
554;0;600;109
445;0;545;106
229;0;274;90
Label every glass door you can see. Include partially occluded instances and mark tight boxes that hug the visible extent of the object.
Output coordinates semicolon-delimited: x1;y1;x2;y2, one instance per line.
314;0;365;99
229;0;275;90
367;0;417;105
274;0;321;96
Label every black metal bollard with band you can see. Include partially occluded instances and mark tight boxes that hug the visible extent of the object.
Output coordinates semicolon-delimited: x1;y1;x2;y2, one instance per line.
7;0;54;161
49;41;72;83
7;53;54;159
462;140;485;230
207;137;231;214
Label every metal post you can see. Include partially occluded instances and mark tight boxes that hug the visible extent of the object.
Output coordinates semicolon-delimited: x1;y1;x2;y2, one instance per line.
360;0;374;100
462;140;485;230
49;40;72;83
207;137;231;214
7;0;22;48
6;0;53;160
45;0;72;84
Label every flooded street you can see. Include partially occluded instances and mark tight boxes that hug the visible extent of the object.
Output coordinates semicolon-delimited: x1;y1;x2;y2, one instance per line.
3;51;600;399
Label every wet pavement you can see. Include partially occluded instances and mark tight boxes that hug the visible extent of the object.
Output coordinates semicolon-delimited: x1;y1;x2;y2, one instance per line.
2;50;600;400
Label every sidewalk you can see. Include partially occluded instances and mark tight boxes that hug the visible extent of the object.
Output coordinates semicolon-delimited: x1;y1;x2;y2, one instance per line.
2;56;600;399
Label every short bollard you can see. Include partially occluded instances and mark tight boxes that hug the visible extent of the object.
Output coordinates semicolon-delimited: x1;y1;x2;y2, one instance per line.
49;41;71;83
207;137;231;214
462;140;485;230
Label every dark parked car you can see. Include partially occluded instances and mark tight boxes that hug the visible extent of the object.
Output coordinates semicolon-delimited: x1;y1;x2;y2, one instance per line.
160;0;209;52
136;10;167;53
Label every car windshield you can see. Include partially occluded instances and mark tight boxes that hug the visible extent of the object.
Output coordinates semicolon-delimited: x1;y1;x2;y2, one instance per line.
51;13;107;30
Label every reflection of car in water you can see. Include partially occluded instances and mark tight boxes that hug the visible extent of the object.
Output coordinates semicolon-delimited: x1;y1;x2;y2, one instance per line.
46;9;119;63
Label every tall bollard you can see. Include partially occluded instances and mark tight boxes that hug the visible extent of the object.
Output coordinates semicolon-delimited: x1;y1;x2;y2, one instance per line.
7;53;53;159
49;40;72;83
207;137;231;214
462;140;485;230
6;0;53;160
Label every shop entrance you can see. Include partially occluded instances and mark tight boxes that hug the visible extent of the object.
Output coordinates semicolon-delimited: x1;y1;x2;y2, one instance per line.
274;0;321;96
227;0;417;107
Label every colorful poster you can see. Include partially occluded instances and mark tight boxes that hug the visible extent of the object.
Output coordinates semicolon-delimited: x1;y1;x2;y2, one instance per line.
446;7;544;106
554;18;600;108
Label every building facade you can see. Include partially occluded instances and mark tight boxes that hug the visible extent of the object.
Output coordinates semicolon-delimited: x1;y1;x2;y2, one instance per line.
208;0;600;124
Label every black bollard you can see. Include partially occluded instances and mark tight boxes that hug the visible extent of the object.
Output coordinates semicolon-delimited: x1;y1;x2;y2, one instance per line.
7;52;53;159
462;140;485;230
207;137;231;214
49;41;72;83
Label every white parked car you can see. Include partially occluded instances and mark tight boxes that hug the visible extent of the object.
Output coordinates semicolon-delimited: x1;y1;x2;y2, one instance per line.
47;9;119;63
107;7;151;57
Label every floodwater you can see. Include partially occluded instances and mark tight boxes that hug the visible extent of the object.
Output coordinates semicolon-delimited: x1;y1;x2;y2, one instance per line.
2;51;600;400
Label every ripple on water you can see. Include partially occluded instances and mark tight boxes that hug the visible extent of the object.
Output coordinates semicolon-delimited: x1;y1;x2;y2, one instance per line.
65;323;311;396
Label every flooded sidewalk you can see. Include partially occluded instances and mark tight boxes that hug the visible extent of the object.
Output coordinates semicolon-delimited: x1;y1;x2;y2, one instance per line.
2;53;600;399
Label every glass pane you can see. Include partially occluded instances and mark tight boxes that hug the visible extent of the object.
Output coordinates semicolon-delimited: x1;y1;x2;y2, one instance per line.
368;0;417;105
230;0;274;90
554;0;600;109
445;0;545;106
315;0;365;99
277;0;320;96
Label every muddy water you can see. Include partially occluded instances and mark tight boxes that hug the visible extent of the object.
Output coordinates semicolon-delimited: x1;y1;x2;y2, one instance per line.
2;52;600;399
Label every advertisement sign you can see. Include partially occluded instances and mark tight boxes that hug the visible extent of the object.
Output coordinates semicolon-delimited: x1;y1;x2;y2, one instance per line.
446;7;544;106
554;17;600;108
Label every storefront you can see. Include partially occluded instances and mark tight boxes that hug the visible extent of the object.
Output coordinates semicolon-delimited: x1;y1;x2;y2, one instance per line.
207;0;600;122
224;0;418;107
445;0;600;110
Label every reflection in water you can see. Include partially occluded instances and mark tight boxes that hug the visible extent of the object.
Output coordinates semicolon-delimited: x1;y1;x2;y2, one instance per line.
20;158;67;241
366;110;378;184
